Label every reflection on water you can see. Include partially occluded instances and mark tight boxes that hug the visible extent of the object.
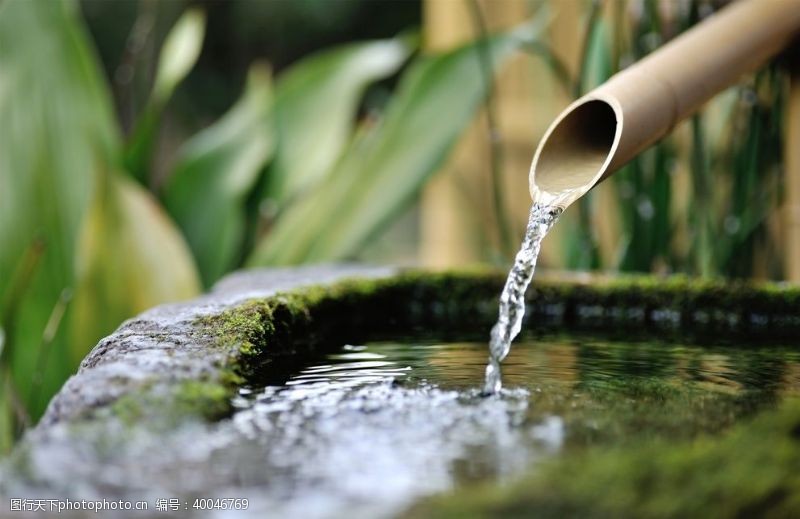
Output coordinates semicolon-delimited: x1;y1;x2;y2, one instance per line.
229;335;800;518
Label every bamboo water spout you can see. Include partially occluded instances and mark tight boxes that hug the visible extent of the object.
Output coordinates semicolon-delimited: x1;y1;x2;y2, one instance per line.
529;0;800;208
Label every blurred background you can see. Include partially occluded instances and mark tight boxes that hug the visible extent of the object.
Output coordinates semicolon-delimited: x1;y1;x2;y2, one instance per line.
0;0;797;446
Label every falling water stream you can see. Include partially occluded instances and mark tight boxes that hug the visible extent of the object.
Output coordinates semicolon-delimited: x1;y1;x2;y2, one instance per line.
483;202;563;394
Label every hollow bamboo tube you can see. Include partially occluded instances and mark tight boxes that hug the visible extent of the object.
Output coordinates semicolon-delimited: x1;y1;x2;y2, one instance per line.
529;0;800;208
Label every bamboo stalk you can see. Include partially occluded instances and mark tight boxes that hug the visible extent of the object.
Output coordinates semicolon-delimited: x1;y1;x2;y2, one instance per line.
419;0;485;267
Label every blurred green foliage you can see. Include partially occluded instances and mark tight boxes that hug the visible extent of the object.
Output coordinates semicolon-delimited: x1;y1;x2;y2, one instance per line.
0;0;544;447
563;0;786;279
0;0;202;448
0;0;120;440
248;20;544;265
163;63;275;286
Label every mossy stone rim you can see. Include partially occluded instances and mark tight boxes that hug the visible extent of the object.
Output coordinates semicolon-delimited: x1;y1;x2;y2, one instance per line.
42;268;800;429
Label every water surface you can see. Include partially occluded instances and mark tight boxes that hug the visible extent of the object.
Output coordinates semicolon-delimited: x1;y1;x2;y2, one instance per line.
231;334;800;518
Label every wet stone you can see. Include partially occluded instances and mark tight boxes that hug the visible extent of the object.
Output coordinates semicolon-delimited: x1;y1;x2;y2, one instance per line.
2;265;800;518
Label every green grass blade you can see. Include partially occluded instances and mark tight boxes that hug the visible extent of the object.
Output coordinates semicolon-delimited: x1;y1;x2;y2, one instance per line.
689;114;715;277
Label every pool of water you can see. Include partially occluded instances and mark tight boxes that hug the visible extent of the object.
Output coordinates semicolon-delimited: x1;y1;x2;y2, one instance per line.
227;334;800;518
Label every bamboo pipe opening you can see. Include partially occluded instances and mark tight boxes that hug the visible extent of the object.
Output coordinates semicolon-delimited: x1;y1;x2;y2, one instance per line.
529;98;621;207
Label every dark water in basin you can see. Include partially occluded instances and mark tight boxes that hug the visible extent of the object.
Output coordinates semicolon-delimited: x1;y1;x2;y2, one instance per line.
231;334;800;518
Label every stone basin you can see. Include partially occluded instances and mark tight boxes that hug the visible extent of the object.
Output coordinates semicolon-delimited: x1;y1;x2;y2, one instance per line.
2;265;799;518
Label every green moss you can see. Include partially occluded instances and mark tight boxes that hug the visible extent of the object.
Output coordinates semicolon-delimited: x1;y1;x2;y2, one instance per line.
196;300;274;354
107;379;233;427
406;399;800;519
171;380;232;420
196;272;800;353
108;388;151;425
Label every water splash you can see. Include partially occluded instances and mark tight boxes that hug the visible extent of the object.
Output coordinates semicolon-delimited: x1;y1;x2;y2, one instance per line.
483;202;562;395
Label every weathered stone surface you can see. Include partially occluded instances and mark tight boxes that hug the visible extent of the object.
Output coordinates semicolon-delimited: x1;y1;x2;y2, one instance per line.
41;265;396;427
2;265;396;514
3;266;800;518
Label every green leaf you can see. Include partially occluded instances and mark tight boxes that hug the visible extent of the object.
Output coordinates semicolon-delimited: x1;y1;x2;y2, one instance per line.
163;64;274;287
580;18;612;95
125;8;206;184
248;18;545;265
152;8;206;105
71;172;201;366
0;0;119;417
264;37;412;204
